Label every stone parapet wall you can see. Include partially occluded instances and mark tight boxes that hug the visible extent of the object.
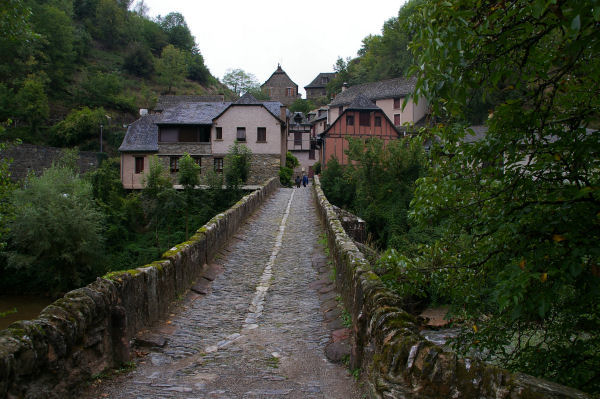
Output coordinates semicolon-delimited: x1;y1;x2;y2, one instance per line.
0;178;279;399
0;143;99;181
312;176;590;399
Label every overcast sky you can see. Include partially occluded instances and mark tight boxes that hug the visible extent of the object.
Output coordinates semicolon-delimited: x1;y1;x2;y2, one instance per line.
139;0;405;97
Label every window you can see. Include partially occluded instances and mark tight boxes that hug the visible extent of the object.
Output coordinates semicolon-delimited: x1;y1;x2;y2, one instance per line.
236;127;246;142
170;156;179;173
179;126;197;142
294;132;302;146
338;106;343;115
359;112;370;126
321;77;329;84
134;156;144;174
374;116;382;127
257;127;266;142
198;126;211;142
287;87;294;96
393;97;401;109
394;114;400;125
214;157;223;173
309;142;316;160
193;156;202;167
159;127;178;142
346;114;354;126
216;127;222;140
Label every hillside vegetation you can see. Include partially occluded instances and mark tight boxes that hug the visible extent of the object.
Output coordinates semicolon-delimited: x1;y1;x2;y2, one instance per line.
0;0;231;153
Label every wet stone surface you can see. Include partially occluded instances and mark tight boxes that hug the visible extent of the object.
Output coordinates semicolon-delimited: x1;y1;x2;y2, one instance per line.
81;187;362;399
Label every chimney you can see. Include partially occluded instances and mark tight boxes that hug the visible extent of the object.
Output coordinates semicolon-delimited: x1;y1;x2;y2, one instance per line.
342;83;348;92
280;105;287;122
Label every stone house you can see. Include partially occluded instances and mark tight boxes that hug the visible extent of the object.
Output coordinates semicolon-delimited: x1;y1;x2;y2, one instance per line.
304;72;336;101
119;94;287;189
261;64;301;106
327;77;427;131
319;95;400;167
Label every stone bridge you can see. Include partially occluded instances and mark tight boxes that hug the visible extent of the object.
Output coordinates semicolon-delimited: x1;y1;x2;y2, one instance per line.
0;178;592;398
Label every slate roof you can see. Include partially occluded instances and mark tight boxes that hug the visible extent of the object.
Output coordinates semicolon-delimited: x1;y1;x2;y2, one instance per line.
154;95;225;111
261;64;298;89
235;92;260;104
346;94;380;111
329;77;417;107
304;72;336;89
158;102;231;125
119;114;160;152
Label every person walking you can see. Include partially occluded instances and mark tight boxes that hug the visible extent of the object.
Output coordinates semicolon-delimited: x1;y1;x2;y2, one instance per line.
302;174;308;187
295;175;301;188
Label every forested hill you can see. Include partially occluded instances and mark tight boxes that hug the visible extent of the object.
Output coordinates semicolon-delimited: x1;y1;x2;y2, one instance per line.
0;0;231;153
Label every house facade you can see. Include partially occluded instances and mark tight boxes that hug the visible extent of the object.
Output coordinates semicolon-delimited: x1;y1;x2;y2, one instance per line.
287;112;317;177
327;77;427;131
120;94;287;189
319;95;400;167
304;72;336;100
261;64;301;106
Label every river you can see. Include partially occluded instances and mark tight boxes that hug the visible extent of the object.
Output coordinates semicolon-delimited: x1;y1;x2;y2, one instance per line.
0;295;54;331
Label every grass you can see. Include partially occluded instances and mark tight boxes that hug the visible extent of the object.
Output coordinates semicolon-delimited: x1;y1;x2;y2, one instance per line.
91;361;136;381
341;308;352;328
266;356;280;368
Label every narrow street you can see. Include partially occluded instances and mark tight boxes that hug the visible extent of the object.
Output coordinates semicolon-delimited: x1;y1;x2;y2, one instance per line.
82;186;362;398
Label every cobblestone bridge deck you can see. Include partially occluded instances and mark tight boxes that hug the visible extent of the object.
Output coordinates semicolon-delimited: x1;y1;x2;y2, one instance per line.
82;186;361;398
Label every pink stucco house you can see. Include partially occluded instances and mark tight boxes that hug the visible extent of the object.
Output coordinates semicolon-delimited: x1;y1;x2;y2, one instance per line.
119;94;288;189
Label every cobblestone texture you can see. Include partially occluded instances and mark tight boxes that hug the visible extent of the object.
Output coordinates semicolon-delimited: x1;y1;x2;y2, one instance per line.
81;186;361;399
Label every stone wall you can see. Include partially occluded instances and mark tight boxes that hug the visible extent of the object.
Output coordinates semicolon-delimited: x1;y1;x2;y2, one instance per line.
312;176;590;399
247;153;280;185
0;177;279;399
0;143;99;181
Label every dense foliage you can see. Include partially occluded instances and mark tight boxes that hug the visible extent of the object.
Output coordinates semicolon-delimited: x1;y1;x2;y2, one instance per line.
0;0;224;151
279;151;299;186
224;141;252;188
393;0;599;393
4;159;105;295
326;0;421;97
0;154;244;295
321;138;428;251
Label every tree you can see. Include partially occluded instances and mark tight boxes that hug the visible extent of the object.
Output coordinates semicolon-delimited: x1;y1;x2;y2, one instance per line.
224;141;252;189
0;128;16;251
222;68;260;96
30;3;75;91
51;106;107;146
15;74;49;132
186;47;211;84
6;156;105;294
178;153;200;239
94;0;127;48
159;12;195;52
406;0;600;393
123;42;155;77
141;155;177;248
289;98;315;114
155;44;187;94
